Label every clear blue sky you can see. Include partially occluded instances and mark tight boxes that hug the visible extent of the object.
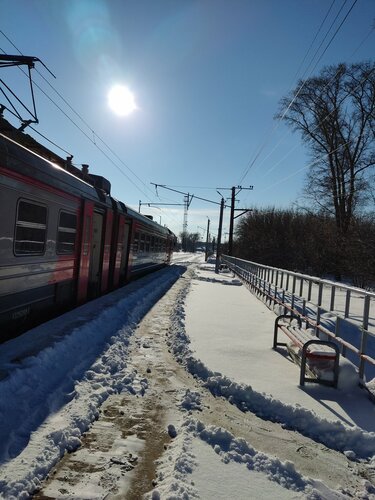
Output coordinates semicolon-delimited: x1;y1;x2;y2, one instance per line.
1;0;374;239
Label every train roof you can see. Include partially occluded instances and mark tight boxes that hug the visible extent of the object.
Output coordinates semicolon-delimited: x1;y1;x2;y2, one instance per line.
0;130;107;203
0;120;174;236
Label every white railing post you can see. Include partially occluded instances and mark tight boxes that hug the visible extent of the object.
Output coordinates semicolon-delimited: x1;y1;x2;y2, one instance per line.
316;306;321;338
359;328;368;382
299;278;303;297
363;295;370;331
345;289;351;318
318;282;323;306
330;286;336;312
308;279;312;301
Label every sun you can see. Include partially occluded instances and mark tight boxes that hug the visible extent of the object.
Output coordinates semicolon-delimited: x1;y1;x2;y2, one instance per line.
108;85;137;116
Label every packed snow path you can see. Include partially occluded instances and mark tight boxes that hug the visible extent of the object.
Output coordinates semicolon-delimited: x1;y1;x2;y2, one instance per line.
0;254;374;498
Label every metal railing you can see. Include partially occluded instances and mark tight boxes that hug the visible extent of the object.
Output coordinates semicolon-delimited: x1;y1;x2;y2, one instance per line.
221;255;375;384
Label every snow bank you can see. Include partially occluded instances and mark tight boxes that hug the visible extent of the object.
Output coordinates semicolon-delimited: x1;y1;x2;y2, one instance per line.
0;266;184;499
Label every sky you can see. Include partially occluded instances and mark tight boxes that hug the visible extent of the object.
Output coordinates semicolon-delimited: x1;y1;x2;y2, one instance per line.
0;255;374;497
1;0;374;238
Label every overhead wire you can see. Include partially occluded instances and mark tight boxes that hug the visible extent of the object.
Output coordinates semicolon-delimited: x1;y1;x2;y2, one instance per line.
273;0;353;128
239;1;372;211
258;127;373;201
254;28;375;185
237;0;342;186
163;185;220;190
238;0;358;187
32;67;157;201
0;33;227;234
0;35;156;201
290;0;337;83
0;31;186;230
305;0;359;78
236;0;337;182
28;125;73;156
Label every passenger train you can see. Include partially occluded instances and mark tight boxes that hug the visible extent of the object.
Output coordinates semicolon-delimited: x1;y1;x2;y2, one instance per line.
0;120;175;340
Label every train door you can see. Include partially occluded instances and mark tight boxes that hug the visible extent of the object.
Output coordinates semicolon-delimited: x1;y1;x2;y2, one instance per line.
111;214;124;288
88;210;104;298
100;209;113;293
119;221;131;283
77;200;94;304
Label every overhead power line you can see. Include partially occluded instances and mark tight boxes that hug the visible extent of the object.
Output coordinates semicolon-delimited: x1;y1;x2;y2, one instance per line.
291;0;337;82
304;0;359;78
237;0;342;186
245;21;375;189
29;125;73;156
258;128;370;196
238;0;359;187
0;31;158;204
256;62;375;186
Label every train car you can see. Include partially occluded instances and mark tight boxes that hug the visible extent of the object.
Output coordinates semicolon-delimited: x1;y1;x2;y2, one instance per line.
0;129;174;341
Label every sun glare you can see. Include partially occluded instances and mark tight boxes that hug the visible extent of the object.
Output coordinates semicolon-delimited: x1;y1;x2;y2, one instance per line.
108;85;137;116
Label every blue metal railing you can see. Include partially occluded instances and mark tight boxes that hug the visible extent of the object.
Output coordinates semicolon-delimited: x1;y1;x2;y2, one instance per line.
221;255;375;384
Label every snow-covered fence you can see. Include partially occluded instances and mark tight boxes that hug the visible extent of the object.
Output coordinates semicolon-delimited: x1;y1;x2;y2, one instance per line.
221;255;375;384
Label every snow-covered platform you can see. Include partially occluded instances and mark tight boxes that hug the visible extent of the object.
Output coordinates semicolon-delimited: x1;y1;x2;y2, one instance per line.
185;262;375;433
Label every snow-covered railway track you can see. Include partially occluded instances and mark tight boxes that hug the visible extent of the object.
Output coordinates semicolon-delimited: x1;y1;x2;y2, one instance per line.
34;266;373;499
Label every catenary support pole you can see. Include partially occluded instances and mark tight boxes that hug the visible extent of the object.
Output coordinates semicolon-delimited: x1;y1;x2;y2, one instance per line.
215;198;225;273
205;218;210;262
228;186;235;255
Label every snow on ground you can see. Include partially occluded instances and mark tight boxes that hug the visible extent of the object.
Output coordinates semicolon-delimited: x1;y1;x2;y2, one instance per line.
189;437;304;500
0;253;375;499
168;262;375;457
0;264;185;498
185;264;375;433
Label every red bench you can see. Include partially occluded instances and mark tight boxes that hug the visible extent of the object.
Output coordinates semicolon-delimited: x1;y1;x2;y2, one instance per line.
273;314;340;387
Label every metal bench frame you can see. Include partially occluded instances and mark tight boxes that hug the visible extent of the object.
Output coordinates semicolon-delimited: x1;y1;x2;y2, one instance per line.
273;314;340;388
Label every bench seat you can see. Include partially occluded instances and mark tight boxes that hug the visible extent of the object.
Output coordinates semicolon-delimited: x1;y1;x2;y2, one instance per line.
273;314;340;387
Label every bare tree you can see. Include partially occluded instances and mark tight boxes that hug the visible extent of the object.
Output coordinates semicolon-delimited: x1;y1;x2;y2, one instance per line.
277;62;375;238
179;231;200;252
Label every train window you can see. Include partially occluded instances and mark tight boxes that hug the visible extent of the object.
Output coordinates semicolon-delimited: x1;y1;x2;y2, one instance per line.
139;233;145;252
14;200;47;255
150;236;155;252
145;234;150;252
57;211;77;254
134;231;139;253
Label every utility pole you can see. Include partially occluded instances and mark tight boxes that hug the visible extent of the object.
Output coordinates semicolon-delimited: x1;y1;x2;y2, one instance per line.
151;183;223;252
205;218;210;262
228;187;236;256
183;194;190;234
215;197;225;273
182;194;193;251
217;185;253;256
